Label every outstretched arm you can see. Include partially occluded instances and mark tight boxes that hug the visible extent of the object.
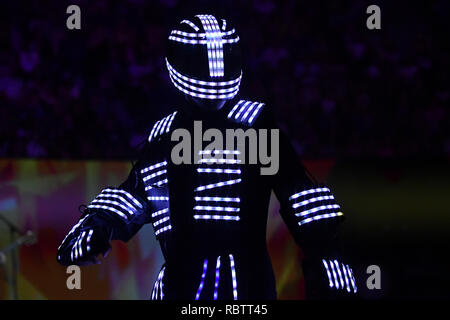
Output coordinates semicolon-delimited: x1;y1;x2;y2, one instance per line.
56;163;149;266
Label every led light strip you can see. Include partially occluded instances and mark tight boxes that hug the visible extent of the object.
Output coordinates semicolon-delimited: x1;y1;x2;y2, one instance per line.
159;267;165;300
168;35;239;45
154;216;170;227
102;188;143;208
222;19;227;31
197;168;241;174
91;199;135;216
213;256;221;300
228;100;245;118
169;68;239;94
234;101;251;120
155;224;172;236
181;19;200;31
329;260;340;289
248;103;265;124
298;212;343;226
86;229;93;253
346;265;357;293
152;208;169;218
195;259;208;300
148;196;170;201
241;102;259;121
199;150;241;155
165;111;178;133
171;30;205;38
195;196;240;202
194;205;240;212
322;260;334;288
289;187;331;200
141;161;167;174
342;263;351;292
166;59;241;86
88;204;129;220
198;158;241;164
292;195;335;209
229;254;238;300
58;214;89;250
142;169;167;182
195;179;241;192
295;204;341;217
157;115;171;136
334;260;345;288
97;193;136;212
194;215;240;221
145;178;169;191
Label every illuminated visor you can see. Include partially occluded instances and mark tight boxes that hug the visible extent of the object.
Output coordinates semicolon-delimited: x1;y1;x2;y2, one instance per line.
166;58;242;99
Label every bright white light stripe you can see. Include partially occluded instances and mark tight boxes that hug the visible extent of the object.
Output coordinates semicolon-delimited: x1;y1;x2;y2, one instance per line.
229;254;238;300
295;204;341;217
329;260;340;289
86;229;93;253
322;260;334;288
88;204;129;220
148;120;161;142
199;150;241;155
97;193;136;212
195;179;241;192
152;208;169;218
102;188;143;208
197;168;241;174
91;199;134;216
195;259;208;300
58;214;89;250
292;195;335;209
158;115;171;136
148;196;169;201
298;212;343;226
145;179;169;191
342;263;351;292
154;216;170;227
241;102;258;121
195;196;240;202
168;72;239;99
222;19;227;31
213;256;221;300
198;15;223;77
334;260;345;289
77;231;86;259
159;267;165;300
234;101;251;120
228;100;245;118
143;169;167;182
289;187;331;200
194;206;240;212
166;59;241;86
194;215;240;221
155;224;172;236
151;279;158;300
181;20;199;31
168;36;239;44
141;161;167;174
171;30;205;38
346;265;357;293
165;111;178;133
248;103;264;124
169;69;238;94
198;158;241;164
152;120;164;140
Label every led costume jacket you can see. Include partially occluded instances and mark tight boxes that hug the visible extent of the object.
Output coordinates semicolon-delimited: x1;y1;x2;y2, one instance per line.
57;14;358;300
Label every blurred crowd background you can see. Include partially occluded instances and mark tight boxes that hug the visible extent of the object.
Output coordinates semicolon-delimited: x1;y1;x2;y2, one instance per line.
0;0;448;160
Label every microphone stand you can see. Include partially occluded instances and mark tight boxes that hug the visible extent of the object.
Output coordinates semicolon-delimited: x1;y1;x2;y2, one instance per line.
0;214;36;300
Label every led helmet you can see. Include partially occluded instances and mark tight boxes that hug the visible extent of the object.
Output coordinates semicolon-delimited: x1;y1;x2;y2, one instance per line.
166;14;242;109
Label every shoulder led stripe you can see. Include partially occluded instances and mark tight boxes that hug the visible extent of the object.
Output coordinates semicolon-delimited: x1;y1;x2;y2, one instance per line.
241;102;259;121
234;101;251;120
248;103;265;124
228;100;245;118
165;111;178;133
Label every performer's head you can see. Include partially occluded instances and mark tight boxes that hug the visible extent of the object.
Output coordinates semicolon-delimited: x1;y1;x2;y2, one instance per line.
166;14;242;110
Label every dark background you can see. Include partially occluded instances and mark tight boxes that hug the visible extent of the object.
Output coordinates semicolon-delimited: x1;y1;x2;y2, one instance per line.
0;0;449;299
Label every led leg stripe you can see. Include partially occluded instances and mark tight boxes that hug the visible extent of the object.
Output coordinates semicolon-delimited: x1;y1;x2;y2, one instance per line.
148;120;161;142
213;256;221;300
158;115;171;136
229;254;238;300
195;259;208;300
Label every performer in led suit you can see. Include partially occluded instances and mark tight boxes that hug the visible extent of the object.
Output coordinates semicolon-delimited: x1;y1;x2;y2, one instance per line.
57;14;358;300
